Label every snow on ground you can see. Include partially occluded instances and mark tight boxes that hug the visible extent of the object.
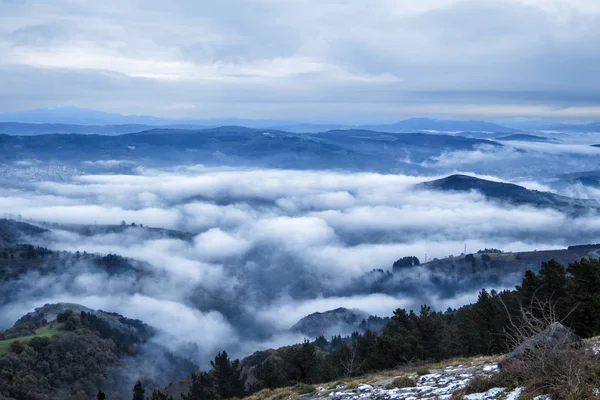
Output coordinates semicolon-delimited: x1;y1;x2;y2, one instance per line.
302;361;519;400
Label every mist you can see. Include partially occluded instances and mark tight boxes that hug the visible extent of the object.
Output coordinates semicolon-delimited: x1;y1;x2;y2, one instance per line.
1;166;600;368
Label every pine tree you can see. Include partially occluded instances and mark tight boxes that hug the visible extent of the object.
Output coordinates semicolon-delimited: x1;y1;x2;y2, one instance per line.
133;381;145;400
151;389;174;400
181;372;215;400
538;259;567;301
210;351;246;399
97;391;106;400
566;258;600;336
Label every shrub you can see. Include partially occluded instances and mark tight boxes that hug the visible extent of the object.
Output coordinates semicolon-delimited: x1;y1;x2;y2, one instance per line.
453;373;516;398
500;348;598;400
416;368;430;376
385;376;416;389
10;340;24;354
292;383;316;395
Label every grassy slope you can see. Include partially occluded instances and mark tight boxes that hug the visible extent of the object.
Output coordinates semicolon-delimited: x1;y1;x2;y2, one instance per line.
0;323;62;356
243;354;503;400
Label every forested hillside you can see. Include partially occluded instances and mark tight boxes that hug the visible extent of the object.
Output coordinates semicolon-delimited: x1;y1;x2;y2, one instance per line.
0;308;196;400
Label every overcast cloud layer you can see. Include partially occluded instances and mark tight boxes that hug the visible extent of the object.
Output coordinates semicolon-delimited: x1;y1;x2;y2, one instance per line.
2;166;600;365
1;0;600;119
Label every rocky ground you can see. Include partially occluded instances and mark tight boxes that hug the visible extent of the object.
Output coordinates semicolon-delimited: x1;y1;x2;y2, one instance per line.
301;361;521;400
298;342;600;400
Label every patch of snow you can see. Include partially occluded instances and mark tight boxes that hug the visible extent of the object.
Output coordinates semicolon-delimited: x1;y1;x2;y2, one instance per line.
464;387;505;399
315;362;506;400
482;365;498;372
505;387;524;400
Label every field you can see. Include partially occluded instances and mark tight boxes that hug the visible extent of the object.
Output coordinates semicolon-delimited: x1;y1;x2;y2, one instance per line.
0;323;62;356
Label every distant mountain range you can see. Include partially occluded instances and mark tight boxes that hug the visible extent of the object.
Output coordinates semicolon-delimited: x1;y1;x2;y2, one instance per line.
420;174;600;213
0;107;517;135
0;127;502;173
2;107;600;136
0;122;198;136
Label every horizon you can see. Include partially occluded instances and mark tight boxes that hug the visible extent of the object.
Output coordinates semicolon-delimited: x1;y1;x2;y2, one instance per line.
0;106;599;126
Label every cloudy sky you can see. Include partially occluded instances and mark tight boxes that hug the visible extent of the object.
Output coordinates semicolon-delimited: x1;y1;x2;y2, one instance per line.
1;0;600;119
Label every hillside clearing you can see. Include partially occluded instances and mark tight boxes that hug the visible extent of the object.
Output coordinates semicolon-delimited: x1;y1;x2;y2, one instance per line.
0;323;62;356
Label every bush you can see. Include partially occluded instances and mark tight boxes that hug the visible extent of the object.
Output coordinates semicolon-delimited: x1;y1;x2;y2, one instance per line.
460;373;515;396
500;348;598;400
10;340;24;354
416;368;430;376
385;376;416;389
292;383;316;395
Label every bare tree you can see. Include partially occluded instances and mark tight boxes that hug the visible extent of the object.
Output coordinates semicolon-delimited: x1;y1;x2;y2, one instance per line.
340;341;365;378
499;295;596;400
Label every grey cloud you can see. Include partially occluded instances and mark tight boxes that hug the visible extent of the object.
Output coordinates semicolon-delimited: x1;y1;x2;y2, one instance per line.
0;0;599;117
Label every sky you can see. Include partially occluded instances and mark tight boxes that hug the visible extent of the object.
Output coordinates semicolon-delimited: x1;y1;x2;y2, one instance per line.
1;0;600;119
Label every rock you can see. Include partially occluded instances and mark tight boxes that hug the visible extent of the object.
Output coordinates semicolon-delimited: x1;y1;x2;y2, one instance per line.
503;322;582;363
464;387;505;399
505;387;524;400
314;362;499;400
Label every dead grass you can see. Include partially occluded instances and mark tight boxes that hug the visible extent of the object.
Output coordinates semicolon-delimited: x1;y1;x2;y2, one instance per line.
244;388;302;400
242;353;507;400
385;376;416;389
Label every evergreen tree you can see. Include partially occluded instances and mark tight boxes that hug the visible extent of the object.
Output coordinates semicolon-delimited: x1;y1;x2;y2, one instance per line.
254;356;288;388
181;372;215;400
133;381;145;400
566;258;600;336
538;259;567;301
97;391;106;400
151;389;174;400
517;269;541;306
210;351;245;399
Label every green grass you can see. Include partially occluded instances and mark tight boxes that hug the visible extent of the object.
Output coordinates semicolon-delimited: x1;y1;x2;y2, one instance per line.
0;323;62;356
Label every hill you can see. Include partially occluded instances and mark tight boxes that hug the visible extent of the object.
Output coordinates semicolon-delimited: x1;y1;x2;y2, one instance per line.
0;128;500;173
290;308;371;338
0;218;48;246
0;304;196;399
314;130;501;166
419;174;600;213
46;221;195;241
420;246;599;279
0;121;163;136
495;133;553;142
361;118;515;133
557;169;600;188
164;257;600;400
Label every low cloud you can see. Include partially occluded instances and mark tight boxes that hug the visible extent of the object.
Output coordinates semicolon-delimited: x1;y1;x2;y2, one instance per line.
1;166;599;365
